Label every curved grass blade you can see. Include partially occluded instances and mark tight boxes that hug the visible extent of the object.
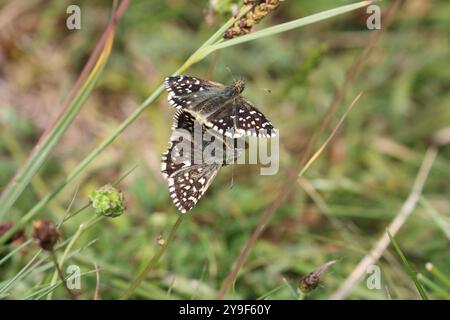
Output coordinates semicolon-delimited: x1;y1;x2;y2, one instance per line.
387;231;429;300
1;1;374;247
193;1;375;63
0;1;128;221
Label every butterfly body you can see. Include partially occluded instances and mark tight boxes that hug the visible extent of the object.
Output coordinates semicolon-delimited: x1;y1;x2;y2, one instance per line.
165;75;275;138
161;110;245;213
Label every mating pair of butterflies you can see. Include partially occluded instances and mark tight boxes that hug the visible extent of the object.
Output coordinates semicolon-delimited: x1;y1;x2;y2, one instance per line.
161;75;276;213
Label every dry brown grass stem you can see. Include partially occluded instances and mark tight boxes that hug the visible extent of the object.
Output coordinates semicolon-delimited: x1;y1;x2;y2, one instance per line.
216;0;403;299
331;146;438;299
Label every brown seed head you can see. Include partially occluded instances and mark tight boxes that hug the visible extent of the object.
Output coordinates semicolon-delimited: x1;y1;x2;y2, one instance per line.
298;260;336;294
224;0;281;39
32;220;60;251
299;272;320;293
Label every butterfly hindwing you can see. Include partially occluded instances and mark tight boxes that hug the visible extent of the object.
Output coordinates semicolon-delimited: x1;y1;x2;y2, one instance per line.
167;164;221;213
171;108;196;131
161;111;196;179
161;110;245;213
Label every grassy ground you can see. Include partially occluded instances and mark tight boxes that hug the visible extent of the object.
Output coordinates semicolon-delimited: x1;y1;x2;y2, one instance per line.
0;0;449;300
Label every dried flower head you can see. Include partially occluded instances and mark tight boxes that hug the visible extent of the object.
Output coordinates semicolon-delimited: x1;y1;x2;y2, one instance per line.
298;260;336;294
32;220;60;251
0;222;26;245
89;184;126;218
224;0;281;39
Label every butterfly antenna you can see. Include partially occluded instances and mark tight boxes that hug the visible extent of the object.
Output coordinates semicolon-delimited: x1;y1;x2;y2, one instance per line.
225;65;236;83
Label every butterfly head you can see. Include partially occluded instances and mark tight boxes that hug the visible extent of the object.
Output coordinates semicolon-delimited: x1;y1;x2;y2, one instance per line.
231;79;245;95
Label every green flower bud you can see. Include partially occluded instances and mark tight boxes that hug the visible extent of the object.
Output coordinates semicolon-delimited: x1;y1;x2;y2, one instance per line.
89;184;125;217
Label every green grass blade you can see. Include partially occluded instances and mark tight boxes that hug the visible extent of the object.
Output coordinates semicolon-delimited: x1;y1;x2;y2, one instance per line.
0;251;42;295
200;5;251;49
419;197;450;241
0;238;97;298
47;215;97;300
0;239;32;266
1;0;375;244
23;283;61;300
0;34;114;221
196;1;374;61
387;231;429;300
417;273;450;300
426;263;450;290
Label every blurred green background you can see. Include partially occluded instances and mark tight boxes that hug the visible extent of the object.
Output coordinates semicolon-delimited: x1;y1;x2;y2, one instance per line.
0;0;449;299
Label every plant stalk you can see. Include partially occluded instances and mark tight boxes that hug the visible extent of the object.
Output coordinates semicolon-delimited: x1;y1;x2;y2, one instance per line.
120;214;185;299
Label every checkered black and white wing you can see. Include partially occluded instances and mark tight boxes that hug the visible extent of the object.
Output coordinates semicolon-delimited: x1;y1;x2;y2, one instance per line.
161;111;196;179
167;163;221;213
164;75;224;110
208;98;276;138
170;108;196;131
161;110;223;213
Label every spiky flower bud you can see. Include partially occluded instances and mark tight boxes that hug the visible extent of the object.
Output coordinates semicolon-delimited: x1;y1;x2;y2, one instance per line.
298;260;336;294
89;184;125;218
32;220;60;251
299;272;320;293
224;0;281;39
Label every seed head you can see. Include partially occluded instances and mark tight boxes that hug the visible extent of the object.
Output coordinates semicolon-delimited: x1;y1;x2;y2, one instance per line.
224;0;281;39
32;220;60;251
89;184;126;218
298;260;336;294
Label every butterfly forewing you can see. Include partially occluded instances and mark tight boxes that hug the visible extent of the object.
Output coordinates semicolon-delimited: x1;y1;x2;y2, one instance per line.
164;75;277;138
165;76;224;110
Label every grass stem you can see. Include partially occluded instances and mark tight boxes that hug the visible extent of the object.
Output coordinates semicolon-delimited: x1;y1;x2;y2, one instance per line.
49;250;77;300
120;214;185;299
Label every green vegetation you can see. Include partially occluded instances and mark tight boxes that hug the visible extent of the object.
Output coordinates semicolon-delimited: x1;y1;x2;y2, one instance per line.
0;0;449;300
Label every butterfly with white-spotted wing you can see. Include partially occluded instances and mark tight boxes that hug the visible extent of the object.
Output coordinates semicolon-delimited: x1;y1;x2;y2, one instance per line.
164;75;276;138
161;110;246;213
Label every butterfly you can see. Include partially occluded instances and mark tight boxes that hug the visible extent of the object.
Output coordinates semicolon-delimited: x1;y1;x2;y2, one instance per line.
161;110;246;213
164;75;276;138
